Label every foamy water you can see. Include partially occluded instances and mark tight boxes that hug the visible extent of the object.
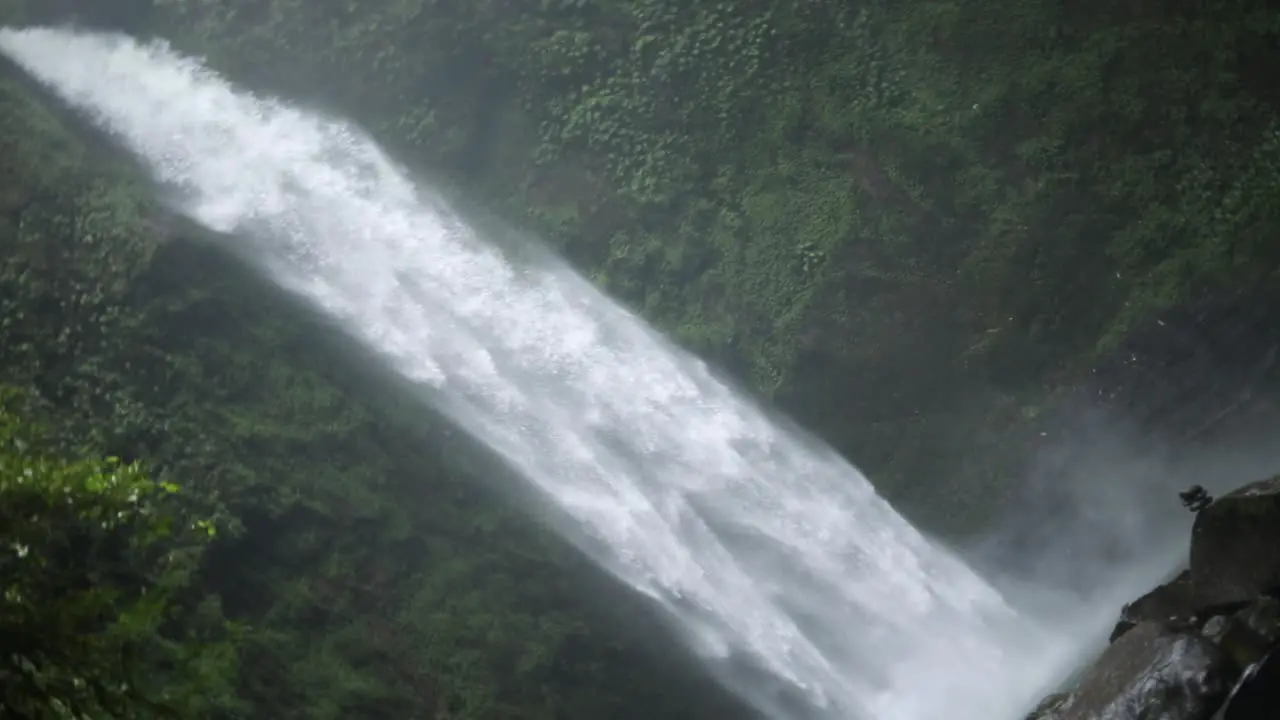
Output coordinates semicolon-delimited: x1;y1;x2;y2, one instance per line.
0;27;1091;719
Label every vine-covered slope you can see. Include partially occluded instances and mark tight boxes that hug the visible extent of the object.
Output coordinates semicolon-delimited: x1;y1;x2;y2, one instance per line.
62;0;1278;525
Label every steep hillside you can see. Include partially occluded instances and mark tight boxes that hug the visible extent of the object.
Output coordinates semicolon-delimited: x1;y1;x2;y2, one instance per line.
34;0;1274;529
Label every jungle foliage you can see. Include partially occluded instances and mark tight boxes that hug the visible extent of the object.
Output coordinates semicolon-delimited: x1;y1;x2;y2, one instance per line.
0;388;237;720
2;0;1280;717
103;0;1280;519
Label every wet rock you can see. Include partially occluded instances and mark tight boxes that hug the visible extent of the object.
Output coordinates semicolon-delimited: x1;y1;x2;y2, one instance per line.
1053;475;1280;719
1190;475;1280;606
1214;615;1272;672
1053;622;1235;720
1201;615;1231;642
1214;648;1280;720
1111;569;1199;643
1193;609;1272;682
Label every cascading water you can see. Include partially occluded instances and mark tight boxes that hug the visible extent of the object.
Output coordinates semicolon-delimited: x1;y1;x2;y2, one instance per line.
0;27;1090;720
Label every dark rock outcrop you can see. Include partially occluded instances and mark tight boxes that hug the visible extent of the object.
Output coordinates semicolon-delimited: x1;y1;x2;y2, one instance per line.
1109;568;1258;643
1189;475;1280;606
1027;474;1280;720
1110;570;1199;642
1110;476;1280;642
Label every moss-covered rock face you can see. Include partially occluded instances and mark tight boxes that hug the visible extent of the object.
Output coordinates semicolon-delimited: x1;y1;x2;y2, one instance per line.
1191;476;1280;606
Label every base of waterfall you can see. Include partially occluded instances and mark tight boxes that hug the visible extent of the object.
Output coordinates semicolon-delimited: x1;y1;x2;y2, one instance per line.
1025;475;1280;720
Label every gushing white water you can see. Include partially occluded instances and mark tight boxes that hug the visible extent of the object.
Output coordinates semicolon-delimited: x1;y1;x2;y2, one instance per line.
1;27;1086;720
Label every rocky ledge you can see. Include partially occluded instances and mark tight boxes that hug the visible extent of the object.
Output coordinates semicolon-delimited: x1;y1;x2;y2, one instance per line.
1026;475;1280;720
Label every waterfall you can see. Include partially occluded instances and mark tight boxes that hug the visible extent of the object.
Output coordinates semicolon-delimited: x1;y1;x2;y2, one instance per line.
0;27;1085;720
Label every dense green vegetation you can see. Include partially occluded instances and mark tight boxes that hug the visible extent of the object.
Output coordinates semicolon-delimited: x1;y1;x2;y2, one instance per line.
0;388;236;719
110;0;1280;522
0;53;751;719
2;0;1279;716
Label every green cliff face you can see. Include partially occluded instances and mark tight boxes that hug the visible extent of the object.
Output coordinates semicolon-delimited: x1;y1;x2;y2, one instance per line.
7;0;1280;526
2;0;1280;717
120;0;1280;525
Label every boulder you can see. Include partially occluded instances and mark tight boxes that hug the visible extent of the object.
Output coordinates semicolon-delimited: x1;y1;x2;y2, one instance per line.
1201;615;1231;642
1051;622;1236;720
1231;596;1280;646
1202;612;1271;671
1190;475;1280;605
1110;569;1255;644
